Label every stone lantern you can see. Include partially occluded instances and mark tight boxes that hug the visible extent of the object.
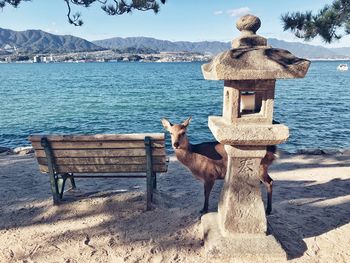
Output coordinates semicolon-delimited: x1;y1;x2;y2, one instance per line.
201;15;310;261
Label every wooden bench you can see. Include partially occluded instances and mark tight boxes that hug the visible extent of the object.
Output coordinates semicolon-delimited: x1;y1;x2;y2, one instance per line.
28;133;167;210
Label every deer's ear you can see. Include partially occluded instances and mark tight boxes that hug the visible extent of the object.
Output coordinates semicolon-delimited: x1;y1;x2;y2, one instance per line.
182;116;192;128
161;118;172;130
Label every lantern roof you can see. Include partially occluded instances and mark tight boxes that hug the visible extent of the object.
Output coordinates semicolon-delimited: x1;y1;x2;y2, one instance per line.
202;15;311;80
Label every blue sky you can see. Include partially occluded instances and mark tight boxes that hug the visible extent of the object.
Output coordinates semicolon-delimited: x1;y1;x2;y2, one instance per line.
0;0;349;47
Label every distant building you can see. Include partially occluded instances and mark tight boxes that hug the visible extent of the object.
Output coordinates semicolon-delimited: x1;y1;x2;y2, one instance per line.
3;44;15;53
33;56;41;63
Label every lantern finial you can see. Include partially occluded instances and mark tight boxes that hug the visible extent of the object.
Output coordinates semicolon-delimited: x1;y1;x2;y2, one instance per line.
236;14;261;34
232;14;266;48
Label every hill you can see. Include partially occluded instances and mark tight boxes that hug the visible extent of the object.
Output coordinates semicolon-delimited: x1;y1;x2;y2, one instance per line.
0;27;349;59
331;47;350;57
0;28;104;54
93;37;229;54
94;36;349;59
267;38;342;59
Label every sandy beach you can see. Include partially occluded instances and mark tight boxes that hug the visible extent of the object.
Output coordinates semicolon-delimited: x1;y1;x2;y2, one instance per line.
0;150;349;263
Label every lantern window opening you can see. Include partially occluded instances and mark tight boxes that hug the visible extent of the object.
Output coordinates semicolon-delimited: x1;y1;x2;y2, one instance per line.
239;90;263;116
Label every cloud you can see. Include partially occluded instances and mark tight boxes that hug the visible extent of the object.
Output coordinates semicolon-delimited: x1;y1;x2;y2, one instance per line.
226;7;251;17
45;28;59;34
213;10;224;16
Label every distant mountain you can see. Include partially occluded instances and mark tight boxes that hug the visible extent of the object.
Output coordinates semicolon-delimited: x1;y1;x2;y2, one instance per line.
1;27;349;59
94;36;350;59
0;28;104;54
93;37;229;54
267;38;342;59
331;47;350;57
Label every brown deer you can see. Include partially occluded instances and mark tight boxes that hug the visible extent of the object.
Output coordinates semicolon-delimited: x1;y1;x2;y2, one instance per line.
161;116;276;215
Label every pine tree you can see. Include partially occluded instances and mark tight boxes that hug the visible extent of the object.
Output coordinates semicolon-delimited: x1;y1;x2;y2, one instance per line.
281;0;350;43
0;0;166;26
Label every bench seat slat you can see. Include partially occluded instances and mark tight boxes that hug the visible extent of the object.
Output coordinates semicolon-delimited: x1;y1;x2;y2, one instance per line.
39;164;167;173
36;156;167;166
29;133;164;142
34;148;165;158
31;140;165;150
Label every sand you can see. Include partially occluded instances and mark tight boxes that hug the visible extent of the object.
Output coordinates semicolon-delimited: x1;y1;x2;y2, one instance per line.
0;151;349;263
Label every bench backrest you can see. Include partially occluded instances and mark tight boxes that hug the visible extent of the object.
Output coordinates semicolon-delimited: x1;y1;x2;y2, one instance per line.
29;133;167;174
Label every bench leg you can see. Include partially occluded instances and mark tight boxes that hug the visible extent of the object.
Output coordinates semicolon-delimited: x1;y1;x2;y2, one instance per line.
42;137;65;205
152;172;157;190
68;173;76;189
49;173;61;204
146;170;152;211
57;177;66;199
49;174;70;205
145;136;153;210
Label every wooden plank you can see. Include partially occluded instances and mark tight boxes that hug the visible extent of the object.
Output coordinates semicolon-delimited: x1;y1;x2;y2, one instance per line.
36;156;167;166
73;175;147;178
39;164;167;173
31;140;165;150
34;148;166;158
29;133;165;142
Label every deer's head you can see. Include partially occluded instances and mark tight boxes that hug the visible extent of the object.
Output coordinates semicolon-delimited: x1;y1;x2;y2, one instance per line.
161;117;192;149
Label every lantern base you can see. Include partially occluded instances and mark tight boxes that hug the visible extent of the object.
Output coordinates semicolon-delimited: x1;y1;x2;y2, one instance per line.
202;213;287;262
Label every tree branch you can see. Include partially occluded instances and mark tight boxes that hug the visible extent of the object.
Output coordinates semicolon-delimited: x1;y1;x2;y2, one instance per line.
0;0;166;26
282;0;350;43
65;0;83;26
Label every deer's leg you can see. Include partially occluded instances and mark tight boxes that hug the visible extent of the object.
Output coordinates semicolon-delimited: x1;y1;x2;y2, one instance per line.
260;164;274;215
264;173;273;215
200;180;214;214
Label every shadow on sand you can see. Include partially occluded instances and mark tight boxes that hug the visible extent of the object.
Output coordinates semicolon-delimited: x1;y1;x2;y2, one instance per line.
0;154;206;258
1;153;349;261
267;176;350;259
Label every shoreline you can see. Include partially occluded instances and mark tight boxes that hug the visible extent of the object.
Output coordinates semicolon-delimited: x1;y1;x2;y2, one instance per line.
1;144;349;157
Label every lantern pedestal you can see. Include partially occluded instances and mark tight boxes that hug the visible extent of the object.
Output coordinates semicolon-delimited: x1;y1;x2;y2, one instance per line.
201;118;288;261
202;213;286;262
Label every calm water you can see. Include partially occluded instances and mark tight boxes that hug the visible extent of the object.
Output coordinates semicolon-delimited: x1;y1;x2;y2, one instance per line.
1;61;349;153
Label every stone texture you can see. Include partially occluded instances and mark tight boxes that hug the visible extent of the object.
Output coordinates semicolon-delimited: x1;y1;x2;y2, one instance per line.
232;15;267;49
201;14;310;80
224;80;276;90
236;14;261;33
202;47;310;80
223;80;276;125
222;86;240;123
208;116;289;145
202;213;287;262
218;157;266;235
224;145;266;158
232;34;267;49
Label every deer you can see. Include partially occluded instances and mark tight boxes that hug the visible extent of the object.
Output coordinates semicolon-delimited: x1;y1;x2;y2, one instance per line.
161;116;276;215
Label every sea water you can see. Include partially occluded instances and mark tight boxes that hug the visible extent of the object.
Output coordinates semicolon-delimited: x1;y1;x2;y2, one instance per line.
0;61;349;153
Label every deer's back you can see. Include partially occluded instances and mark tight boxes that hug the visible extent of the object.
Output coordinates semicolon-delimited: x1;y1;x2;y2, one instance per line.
191;141;226;159
190;142;227;180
